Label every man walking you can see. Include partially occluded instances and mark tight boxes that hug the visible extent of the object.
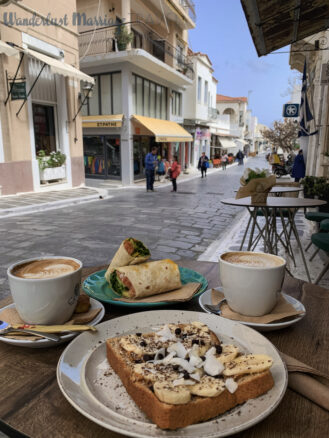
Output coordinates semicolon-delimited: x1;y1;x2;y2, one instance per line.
145;146;158;192
198;152;209;178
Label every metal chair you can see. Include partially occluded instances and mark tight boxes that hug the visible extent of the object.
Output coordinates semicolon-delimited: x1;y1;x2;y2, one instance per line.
310;232;329;284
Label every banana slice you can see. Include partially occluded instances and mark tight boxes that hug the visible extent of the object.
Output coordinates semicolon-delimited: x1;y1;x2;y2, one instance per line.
217;345;240;364
120;337;143;356
154;381;191;405
190;376;225;397
223;354;273;377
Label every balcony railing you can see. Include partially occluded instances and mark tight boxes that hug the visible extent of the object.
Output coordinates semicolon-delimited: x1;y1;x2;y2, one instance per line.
178;0;196;22
208;107;218;120
78;21;194;80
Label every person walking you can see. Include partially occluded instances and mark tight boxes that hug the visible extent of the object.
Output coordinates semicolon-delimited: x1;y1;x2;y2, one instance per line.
236;150;244;166
291;149;306;182
170;155;181;192
157;158;166;182
198;152;209;178
222;153;228;170
145;146;158;192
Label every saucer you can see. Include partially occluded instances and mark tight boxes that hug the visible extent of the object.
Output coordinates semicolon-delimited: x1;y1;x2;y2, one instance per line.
199;287;306;332
0;297;105;348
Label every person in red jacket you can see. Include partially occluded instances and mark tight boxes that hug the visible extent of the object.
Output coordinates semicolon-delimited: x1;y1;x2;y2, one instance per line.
170;155;181;192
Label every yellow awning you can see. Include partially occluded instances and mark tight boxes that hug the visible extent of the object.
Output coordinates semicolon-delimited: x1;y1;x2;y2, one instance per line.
25;48;94;85
132;115;193;142
82;114;123;128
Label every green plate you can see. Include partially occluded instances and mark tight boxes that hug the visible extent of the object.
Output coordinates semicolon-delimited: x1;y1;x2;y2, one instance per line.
82;267;208;307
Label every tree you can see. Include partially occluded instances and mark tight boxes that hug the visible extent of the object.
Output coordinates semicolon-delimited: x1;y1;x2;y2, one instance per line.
261;119;299;153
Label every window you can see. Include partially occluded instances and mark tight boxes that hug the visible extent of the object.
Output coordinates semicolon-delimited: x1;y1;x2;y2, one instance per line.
176;43;184;67
133;74;167;119
171;90;182;116
204;81;208;105
85;72;122;115
197;76;202;102
32;104;56;155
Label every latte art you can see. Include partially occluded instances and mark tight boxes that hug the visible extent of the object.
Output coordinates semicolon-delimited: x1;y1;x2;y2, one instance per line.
222;252;283;268
12;259;80;279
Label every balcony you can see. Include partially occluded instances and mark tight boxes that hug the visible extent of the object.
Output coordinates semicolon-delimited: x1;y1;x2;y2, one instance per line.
78;21;194;83
178;0;196;22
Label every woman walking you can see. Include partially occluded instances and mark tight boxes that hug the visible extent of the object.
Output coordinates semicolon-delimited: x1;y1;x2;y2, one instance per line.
170;155;181;192
198;152;209;178
291;149;305;182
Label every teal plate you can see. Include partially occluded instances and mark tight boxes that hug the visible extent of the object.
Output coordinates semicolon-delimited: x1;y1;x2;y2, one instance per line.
82;267;208;308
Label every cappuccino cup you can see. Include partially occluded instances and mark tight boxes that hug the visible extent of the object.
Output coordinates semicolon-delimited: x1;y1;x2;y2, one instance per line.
219;251;286;316
7;256;82;324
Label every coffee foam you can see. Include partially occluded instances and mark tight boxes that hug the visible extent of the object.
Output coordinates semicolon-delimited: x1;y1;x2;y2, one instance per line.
222;252;283;268
12;258;80;279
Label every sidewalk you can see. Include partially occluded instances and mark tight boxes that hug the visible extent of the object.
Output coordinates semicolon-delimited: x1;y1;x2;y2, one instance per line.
0;187;106;218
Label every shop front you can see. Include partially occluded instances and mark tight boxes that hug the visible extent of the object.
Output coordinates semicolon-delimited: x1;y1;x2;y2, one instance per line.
82;115;123;180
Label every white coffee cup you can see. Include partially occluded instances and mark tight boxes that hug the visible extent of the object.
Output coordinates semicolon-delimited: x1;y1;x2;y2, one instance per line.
219;251;286;316
7;256;82;325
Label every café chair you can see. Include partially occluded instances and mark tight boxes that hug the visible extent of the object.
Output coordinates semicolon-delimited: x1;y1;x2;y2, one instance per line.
310;232;329;284
305;212;329;252
309;219;329;261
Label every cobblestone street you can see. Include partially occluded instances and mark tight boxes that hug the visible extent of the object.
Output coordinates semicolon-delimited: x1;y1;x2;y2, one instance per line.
0;158;258;300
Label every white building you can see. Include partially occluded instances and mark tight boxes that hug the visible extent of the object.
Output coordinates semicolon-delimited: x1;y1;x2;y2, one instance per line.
77;0;195;184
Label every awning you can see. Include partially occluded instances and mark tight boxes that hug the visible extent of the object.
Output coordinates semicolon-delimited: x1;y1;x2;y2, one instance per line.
132;115;193;142
241;0;329;56
24;48;94;84
82;114;123;128
219;139;238;150
0;40;19;57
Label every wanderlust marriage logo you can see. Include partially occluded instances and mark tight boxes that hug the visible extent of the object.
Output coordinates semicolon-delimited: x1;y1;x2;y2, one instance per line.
3;12;119;27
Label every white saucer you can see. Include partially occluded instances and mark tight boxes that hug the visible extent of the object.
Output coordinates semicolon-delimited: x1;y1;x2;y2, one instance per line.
0;297;105;348
199;287;306;332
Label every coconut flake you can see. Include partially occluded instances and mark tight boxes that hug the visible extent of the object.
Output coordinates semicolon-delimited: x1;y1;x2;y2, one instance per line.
205;347;216;358
225;378;238;394
204;355;224;376
170;358;196;374
167;342;187;359
154;348;166;361
155;324;177;341
189;372;201;382
162;351;176;365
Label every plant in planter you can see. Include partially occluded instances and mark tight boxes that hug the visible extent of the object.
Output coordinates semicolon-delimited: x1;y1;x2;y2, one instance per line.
37;150;66;182
301;176;329;212
115;25;134;51
237;168;276;204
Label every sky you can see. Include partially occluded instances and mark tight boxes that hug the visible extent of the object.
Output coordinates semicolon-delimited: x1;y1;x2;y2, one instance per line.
189;0;298;127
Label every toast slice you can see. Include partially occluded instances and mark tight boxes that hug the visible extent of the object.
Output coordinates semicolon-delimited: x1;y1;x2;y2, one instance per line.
106;322;274;430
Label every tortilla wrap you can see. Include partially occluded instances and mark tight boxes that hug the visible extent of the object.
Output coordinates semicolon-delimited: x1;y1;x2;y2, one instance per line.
110;259;182;298
105;238;150;282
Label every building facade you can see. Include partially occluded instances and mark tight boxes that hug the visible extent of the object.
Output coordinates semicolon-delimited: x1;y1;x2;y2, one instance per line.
77;0;195;184
0;0;92;195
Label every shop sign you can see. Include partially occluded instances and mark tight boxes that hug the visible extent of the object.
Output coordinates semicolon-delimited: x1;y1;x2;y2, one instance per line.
10;81;26;100
157;136;169;142
282;103;299;117
83;120;122;128
196;127;210;140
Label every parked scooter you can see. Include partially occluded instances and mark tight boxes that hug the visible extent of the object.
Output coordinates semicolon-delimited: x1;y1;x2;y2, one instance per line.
272;155;294;178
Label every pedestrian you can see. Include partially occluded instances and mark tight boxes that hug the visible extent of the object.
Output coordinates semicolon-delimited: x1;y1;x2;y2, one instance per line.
170;155;181;192
145;146;158;192
291;149;305;182
236;150;244;166
222;153;228;170
198;152;209;178
157;158;166;182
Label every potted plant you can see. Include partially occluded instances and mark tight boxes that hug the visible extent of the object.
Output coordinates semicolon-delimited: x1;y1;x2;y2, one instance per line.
115;25;134;51
37;150;66;183
301;176;329;212
237;168;276;204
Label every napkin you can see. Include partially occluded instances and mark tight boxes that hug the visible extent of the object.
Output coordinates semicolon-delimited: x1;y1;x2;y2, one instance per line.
0;294;101;340
280;352;329;411
211;289;304;323
113;282;201;303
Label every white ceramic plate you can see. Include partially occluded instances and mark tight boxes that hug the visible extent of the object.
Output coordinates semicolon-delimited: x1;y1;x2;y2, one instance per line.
0;298;105;348
199;287;306;332
57;310;287;438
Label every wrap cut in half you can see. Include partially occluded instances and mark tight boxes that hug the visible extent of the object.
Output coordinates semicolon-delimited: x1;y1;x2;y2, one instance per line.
109;259;182;298
105;238;150;282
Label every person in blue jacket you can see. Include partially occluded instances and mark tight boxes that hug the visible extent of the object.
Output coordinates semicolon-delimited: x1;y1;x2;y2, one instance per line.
291;149;306;182
145;146;158;192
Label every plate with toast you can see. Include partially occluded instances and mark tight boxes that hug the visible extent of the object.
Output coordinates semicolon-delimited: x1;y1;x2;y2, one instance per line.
57;310;287;437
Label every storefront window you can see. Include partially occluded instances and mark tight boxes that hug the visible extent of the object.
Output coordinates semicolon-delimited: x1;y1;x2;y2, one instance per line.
83;135;121;179
32;104;56;155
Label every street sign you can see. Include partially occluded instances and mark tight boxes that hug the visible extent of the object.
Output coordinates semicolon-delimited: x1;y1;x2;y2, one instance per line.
320;63;329;85
10;81;26;100
283;103;299;118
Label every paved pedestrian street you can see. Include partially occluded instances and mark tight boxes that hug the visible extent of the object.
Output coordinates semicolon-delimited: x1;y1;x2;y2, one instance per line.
0;158;255;300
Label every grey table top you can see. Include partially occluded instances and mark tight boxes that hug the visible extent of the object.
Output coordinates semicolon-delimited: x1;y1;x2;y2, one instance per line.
221;197;327;208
